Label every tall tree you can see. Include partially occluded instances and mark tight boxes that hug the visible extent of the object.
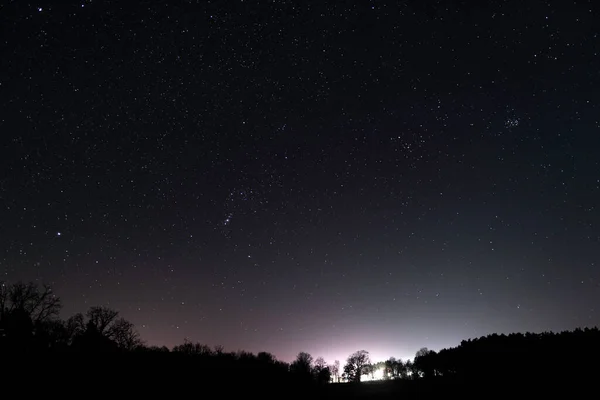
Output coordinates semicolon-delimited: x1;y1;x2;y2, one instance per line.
384;357;396;379
331;360;340;383
290;352;314;379
413;347;437;378
405;359;416;379
313;356;331;384
384;357;407;379
344;350;371;383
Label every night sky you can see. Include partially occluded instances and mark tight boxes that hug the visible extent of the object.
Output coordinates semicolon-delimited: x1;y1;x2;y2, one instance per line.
1;1;599;364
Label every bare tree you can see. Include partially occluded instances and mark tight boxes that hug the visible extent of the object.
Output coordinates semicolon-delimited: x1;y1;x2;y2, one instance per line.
87;306;119;334
331;360;340;382
107;317;141;350
173;339;212;355
0;281;61;323
65;313;85;343
314;357;331;384
314;356;327;371
70;306;142;350
214;344;225;355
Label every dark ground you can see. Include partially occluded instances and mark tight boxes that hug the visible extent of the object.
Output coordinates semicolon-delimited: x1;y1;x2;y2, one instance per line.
8;355;591;400
321;378;585;399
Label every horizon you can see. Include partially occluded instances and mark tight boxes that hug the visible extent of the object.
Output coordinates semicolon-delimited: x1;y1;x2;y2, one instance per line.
42;296;598;364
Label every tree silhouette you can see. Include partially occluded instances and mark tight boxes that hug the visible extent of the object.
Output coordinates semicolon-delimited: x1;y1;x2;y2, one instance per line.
173;339;212;356
108;317;142;350
314;356;326;370
413;347;437;378
363;362;376;380
0;281;62;351
313;356;331;384
290;351;314;380
384;357;402;379
331;360;340;383
404;359;416;379
214;344;225;355
64;313;85;344
0;282;61;323
87;306;118;333
343;350;371;382
257;351;276;364
143;345;170;353
393;358;409;379
33;318;71;350
72;319;119;352
70;306;142;351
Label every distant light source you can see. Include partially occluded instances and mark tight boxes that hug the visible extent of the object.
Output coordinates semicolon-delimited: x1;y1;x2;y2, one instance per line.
361;367;385;382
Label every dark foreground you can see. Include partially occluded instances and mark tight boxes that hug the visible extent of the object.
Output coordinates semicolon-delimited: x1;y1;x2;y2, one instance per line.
322;377;592;399
6;353;595;400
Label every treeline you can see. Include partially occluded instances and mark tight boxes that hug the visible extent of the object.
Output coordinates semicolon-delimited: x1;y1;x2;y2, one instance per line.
2;281;599;396
410;328;600;383
0;281;142;353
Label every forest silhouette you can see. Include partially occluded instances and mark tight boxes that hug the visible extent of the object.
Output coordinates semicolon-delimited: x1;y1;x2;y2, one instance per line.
1;281;598;398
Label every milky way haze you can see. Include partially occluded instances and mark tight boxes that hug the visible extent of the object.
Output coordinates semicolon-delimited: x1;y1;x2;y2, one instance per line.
1;1;599;363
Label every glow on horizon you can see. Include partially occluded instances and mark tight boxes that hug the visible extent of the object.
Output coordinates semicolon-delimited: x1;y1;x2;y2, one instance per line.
361;367;386;382
302;348;415;367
